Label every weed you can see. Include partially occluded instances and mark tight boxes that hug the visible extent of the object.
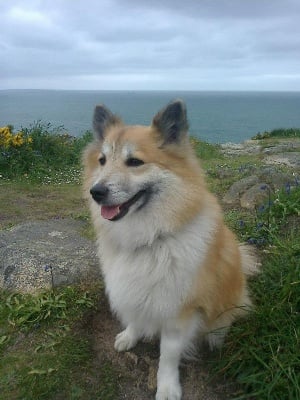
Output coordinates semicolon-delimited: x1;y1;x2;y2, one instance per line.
0;287;95;339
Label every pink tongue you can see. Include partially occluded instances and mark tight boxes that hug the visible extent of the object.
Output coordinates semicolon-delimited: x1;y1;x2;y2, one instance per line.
101;205;120;220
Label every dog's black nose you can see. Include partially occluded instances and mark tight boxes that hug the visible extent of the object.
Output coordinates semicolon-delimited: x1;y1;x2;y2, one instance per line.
90;184;109;203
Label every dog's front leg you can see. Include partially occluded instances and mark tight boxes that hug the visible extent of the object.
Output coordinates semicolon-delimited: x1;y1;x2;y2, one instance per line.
114;323;140;352
156;317;198;400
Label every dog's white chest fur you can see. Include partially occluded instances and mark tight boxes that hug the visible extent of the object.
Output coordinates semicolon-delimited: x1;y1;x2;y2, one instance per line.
100;213;215;336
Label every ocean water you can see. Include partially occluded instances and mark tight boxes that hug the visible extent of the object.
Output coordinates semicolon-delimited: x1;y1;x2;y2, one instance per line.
1;90;300;143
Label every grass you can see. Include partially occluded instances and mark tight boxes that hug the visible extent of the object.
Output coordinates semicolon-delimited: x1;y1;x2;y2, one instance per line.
0;286;120;400
0;122;300;399
0;181;89;230
215;186;300;399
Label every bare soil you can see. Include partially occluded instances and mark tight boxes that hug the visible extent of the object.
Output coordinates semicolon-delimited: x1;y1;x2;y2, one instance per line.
84;295;240;400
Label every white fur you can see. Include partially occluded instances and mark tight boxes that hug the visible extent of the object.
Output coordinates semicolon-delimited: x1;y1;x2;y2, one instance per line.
156;315;200;400
99;212;215;332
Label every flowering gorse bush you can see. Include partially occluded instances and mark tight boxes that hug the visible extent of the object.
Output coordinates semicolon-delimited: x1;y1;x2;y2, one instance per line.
0;122;92;182
0;125;33;148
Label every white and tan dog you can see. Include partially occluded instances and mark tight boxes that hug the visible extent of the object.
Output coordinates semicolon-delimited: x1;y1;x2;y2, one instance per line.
83;100;255;400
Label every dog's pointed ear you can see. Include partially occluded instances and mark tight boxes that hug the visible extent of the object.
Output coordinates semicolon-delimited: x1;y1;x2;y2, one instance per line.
93;105;120;140
152;99;188;144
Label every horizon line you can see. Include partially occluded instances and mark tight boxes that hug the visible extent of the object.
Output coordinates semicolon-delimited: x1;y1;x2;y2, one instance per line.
2;88;300;93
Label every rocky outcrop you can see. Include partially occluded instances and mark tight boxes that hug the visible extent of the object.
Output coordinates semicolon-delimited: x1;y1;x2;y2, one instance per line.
264;152;300;168
222;176;259;205
221;139;300;169
240;183;271;209
0;219;100;293
221;139;300;209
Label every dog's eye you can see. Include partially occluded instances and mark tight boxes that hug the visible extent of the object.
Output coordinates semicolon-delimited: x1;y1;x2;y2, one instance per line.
99;155;106;166
126;158;144;167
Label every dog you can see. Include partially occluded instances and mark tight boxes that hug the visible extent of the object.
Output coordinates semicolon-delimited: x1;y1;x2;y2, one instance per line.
83;99;256;400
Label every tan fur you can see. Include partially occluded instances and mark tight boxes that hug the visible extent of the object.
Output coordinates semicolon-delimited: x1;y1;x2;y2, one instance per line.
181;224;250;326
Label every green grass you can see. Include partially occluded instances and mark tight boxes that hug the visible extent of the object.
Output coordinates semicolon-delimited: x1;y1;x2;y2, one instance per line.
214;242;300;399
216;187;300;399
0;286;119;400
0;181;89;230
191;137;224;160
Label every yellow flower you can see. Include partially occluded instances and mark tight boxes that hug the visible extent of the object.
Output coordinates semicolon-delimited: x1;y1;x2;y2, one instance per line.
1;126;13;139
27;136;33;144
0;126;15;148
12;133;24;147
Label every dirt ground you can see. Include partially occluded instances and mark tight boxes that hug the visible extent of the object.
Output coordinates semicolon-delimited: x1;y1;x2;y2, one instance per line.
86;295;240;400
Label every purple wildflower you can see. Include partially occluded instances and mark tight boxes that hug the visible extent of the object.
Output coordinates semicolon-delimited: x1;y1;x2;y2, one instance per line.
239;220;246;228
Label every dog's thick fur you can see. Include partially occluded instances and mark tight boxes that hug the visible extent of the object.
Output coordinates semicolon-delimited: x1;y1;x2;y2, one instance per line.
83;100;256;400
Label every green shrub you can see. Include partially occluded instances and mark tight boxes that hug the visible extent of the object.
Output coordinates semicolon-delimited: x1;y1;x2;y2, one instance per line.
252;128;300;140
0;122;93;181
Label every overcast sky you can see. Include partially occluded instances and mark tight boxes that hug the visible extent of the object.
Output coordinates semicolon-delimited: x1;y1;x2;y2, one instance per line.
1;0;300;91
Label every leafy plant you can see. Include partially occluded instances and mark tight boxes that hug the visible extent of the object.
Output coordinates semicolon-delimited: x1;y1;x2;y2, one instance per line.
1;287;94;334
0;122;93;181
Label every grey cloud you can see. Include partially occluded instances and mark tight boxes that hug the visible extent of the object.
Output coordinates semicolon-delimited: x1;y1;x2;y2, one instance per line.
1;0;300;90
117;0;300;19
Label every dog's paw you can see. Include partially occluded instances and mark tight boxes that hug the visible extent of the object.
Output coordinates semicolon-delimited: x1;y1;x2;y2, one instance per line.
155;382;182;400
114;329;137;352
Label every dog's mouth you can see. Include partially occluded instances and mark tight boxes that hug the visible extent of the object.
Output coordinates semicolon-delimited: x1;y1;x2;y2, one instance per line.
101;190;147;221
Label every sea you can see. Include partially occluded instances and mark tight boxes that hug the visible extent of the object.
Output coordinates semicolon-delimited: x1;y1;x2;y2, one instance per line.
1;90;300;143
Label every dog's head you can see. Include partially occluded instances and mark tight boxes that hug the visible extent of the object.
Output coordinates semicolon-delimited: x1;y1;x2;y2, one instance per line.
84;100;204;239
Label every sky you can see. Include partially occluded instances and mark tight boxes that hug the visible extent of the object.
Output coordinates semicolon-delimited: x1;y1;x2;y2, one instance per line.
1;0;300;91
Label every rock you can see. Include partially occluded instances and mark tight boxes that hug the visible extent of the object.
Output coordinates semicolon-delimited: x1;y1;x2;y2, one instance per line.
221;139;300;160
212;166;233;179
240;183;272;209
0;219;100;293
258;168;297;190
264;152;300;169
262;141;300;154
223;175;259;205
220;141;261;156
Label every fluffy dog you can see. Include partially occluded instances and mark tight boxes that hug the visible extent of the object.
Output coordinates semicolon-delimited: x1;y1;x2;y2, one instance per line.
83;100;256;400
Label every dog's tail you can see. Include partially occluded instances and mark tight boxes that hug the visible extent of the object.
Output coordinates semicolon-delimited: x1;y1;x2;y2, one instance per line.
239;244;261;277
